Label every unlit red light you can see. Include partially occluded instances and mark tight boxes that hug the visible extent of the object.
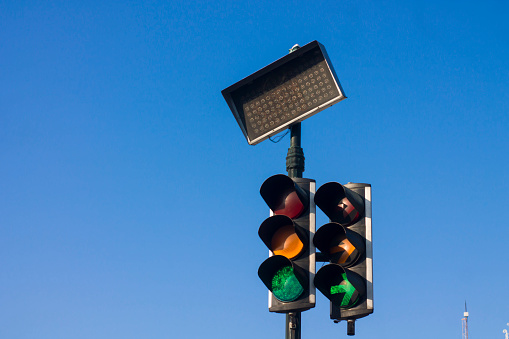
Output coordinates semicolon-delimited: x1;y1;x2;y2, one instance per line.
273;191;304;219
335;197;359;225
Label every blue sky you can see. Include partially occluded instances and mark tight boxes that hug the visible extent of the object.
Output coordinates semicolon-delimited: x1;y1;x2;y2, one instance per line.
1;1;508;338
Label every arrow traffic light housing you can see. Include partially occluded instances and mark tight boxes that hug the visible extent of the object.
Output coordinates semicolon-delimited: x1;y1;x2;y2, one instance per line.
314;182;373;322
258;174;316;313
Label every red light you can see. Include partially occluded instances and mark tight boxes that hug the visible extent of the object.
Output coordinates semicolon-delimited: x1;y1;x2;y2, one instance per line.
273;191;305;219
335;197;359;225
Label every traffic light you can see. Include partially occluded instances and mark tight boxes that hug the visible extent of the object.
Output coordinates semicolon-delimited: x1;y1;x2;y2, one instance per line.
258;174;316;313
313;182;373;324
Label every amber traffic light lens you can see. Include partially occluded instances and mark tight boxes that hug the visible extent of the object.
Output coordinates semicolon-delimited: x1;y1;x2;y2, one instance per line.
330;238;356;265
271;224;304;259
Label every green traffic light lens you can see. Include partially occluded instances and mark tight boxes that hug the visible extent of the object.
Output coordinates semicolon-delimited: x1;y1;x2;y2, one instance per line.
330;273;360;308
271;265;304;302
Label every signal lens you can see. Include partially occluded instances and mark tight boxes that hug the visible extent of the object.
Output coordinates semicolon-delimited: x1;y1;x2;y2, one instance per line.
273;191;305;219
330;273;360;308
330;238;356;265
271;225;304;259
334;197;359;225
271;266;304;302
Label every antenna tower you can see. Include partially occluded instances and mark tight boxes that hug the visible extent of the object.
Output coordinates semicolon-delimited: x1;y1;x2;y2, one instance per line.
462;301;469;339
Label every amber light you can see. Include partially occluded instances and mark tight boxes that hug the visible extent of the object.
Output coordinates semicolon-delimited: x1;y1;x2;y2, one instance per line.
330;238;356;265
271;225;304;259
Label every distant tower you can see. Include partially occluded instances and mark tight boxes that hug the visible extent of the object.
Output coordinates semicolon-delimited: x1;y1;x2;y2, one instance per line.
462;301;469;339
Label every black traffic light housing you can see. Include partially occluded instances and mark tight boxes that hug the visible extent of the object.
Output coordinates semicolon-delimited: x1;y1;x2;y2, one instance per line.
314;182;373;323
258;174;316;313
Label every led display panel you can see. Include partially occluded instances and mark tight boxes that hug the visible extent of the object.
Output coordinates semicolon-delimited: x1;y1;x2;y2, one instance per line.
222;41;346;145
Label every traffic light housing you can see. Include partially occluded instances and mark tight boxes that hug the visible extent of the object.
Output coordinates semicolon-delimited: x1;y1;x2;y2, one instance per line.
313;182;373;322
258;174;316;313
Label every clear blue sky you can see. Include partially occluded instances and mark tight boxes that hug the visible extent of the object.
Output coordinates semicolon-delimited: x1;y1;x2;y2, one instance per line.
1;1;508;338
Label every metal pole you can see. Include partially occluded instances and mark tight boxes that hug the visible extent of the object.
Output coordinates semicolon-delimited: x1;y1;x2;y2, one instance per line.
285;44;304;339
286;123;305;179
285;123;304;339
347;319;355;336
285;312;301;339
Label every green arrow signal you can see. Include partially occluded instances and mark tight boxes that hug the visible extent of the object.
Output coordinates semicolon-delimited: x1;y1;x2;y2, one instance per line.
330;273;357;307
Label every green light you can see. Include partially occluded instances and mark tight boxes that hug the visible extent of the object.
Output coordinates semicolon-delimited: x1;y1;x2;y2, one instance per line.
330;273;358;307
271;266;304;302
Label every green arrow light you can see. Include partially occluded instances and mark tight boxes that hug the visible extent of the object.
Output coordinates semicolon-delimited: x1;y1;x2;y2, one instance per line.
330;273;358;307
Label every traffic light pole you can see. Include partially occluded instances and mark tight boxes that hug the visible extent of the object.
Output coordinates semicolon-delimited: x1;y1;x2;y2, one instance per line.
286;312;301;339
286;123;305;179
284;44;306;339
286;43;305;181
285;122;304;339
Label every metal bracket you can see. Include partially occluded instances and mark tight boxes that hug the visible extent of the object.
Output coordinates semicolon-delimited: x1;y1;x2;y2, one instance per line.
347;319;355;336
